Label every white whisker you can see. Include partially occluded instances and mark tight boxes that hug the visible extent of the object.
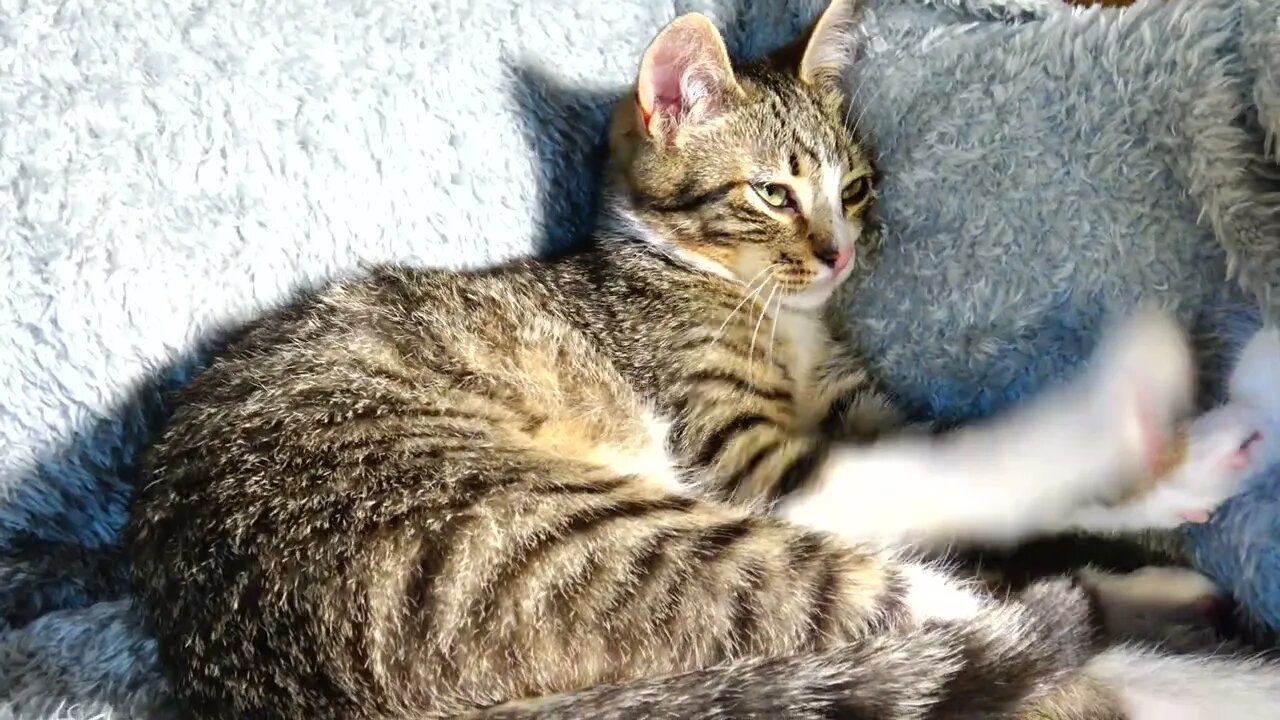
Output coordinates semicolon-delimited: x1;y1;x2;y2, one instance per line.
750;283;780;380
850;83;887;137
767;285;783;368
713;264;780;343
843;75;871;129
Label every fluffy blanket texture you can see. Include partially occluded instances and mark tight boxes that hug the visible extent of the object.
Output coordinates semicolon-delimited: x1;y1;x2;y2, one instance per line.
2;0;1278;716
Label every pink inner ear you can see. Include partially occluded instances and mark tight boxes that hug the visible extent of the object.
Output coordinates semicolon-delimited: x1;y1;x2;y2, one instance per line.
639;22;729;137
647;54;687;121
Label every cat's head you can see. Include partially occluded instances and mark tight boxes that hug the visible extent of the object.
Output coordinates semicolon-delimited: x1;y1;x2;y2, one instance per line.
609;0;874;310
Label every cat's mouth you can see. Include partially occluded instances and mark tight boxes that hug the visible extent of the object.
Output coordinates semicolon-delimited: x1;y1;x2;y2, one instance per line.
779;249;856;310
789;224;863;308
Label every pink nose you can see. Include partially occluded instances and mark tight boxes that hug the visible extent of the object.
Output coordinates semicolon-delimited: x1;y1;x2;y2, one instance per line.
833;246;853;272
815;245;853;272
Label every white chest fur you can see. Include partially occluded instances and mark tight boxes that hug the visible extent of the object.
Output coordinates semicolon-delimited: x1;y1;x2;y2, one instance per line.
586;407;685;493
775;309;835;397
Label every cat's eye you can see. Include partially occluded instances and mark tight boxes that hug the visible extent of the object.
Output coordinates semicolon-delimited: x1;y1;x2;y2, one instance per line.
752;182;796;211
841;177;871;210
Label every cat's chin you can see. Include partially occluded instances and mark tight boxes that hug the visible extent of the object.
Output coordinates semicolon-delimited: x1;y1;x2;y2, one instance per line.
782;272;854;311
781;283;840;311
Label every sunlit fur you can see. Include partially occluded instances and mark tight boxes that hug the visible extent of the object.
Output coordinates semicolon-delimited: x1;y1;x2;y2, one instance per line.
125;2;1280;719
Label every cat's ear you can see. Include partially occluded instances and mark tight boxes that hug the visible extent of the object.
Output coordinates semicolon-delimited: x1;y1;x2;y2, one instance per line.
636;13;739;143
786;0;860;91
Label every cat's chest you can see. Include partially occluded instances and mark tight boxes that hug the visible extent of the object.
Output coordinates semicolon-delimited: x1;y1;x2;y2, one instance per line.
774;311;837;396
570;311;836;493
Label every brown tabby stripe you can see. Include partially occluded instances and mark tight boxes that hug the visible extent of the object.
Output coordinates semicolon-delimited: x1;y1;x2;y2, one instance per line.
631;181;739;213
682;368;793;402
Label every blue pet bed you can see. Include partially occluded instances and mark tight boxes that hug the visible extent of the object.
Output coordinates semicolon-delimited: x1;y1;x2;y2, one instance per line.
1;0;1277;715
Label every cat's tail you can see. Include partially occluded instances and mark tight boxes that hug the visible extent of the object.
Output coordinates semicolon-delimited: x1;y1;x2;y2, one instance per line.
465;581;1105;720
1087;644;1280;719
466;643;1280;720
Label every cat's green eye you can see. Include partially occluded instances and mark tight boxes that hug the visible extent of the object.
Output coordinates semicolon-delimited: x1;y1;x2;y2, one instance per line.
841;177;871;209
752;182;796;211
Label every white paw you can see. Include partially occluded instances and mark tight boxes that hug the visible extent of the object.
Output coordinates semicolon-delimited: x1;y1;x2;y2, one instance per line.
1091;403;1272;531
1081;307;1196;487
1140;486;1229;527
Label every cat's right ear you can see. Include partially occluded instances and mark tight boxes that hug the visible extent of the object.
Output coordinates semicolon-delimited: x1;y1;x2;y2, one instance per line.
635;13;740;144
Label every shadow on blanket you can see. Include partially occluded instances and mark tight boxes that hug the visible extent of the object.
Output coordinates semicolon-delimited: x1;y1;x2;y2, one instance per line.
0;63;623;635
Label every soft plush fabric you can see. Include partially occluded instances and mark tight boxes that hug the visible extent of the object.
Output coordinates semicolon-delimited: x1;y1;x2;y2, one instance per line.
2;0;1278;715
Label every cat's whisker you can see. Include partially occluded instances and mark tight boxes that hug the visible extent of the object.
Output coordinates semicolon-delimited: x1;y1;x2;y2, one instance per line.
767;283;783;368
749;283;780;380
850;83;888;137
716;272;773;337
713;264;780;345
843;75;871;129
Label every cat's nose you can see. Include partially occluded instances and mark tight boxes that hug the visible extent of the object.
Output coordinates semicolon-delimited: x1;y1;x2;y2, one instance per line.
814;245;852;271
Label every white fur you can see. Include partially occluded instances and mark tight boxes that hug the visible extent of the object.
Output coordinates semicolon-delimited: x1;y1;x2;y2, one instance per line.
1088;647;1280;719
1229;326;1280;415
777;308;1194;546
1067;323;1280;532
671;246;737;281
773;308;829;390
615;207;738;281
594;408;686;493
898;559;986;622
636;410;685;492
823;161;845;241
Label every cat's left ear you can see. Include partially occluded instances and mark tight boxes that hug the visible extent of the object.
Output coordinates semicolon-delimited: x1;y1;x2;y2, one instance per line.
780;0;861;92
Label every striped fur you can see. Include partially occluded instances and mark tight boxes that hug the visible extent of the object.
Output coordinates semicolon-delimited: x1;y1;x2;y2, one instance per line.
126;2;1280;719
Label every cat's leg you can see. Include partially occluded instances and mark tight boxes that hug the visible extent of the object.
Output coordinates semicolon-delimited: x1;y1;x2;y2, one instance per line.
778;308;1196;547
1076;566;1228;649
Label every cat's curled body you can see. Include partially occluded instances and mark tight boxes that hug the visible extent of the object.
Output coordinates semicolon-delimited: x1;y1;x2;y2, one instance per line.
127;3;1280;719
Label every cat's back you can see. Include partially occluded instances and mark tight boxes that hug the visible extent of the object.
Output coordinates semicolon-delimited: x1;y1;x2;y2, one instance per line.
129;248;706;568
141;254;668;492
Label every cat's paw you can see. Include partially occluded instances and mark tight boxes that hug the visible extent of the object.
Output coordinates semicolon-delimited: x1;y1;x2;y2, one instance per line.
1079;484;1223;530
1131;403;1272;525
1094;323;1280;529
1070;308;1195;495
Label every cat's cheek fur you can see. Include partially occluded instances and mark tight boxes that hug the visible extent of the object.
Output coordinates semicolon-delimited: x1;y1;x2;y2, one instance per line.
672;247;738;281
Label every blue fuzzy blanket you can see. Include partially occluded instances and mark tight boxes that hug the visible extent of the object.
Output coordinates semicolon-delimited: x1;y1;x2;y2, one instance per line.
2;0;1278;716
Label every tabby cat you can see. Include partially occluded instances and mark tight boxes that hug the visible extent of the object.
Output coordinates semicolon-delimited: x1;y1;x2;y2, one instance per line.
127;2;1280;718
